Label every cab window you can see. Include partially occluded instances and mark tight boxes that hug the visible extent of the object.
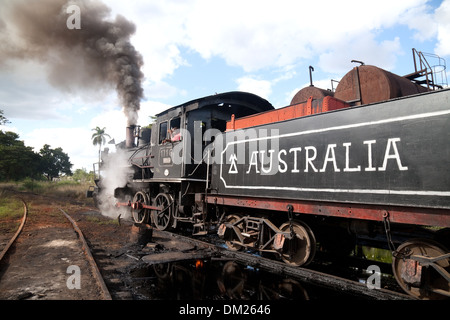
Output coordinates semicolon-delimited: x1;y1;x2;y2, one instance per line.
159;121;167;144
169;117;182;142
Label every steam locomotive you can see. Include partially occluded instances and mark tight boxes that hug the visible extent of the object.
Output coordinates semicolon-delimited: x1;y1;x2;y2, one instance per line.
89;50;450;299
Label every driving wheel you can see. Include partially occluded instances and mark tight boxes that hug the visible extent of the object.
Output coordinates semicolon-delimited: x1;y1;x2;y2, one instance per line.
152;193;174;231
132;191;149;223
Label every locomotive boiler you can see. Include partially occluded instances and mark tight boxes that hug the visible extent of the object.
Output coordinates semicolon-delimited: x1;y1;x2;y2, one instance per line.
89;51;450;299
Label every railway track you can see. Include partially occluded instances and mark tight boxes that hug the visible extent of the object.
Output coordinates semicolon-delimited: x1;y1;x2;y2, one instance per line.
0;199;27;262
149;229;414;300
59;208;111;300
0;196;111;300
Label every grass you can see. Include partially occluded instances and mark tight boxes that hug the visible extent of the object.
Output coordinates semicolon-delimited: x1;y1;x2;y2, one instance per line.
85;215;119;225
0;196;24;234
360;246;393;264
0;178;96;206
0;197;24;219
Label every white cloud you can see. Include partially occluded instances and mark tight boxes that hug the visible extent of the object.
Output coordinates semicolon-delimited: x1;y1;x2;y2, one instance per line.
143;80;185;100
395;0;450;59
99;0;435;82
103;0;191;82
0;62;67;121
435;0;450;56
139;100;171;121
318;36;403;74
123;0;434;74
0;59;117;123
236;76;272;100
398;2;438;41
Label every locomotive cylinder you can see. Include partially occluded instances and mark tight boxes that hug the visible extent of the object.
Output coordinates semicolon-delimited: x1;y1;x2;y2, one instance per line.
334;65;429;105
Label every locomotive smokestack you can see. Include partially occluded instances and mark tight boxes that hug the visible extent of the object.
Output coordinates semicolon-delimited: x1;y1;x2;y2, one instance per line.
0;0;144;125
126;125;136;148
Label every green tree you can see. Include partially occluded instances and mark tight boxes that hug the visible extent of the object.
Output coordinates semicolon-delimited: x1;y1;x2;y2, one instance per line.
0;131;42;181
39;144;73;181
72;168;94;183
91;126;111;164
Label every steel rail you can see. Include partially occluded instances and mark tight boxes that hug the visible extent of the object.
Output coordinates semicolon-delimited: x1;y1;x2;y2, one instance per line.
59;208;112;300
220;249;413;300
0;199;28;263
155;229;414;300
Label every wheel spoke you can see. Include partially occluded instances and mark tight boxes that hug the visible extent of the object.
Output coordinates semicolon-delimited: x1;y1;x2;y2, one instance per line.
152;193;173;231
132;191;149;224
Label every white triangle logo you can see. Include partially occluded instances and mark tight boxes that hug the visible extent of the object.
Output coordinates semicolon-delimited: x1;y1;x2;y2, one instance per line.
229;154;238;174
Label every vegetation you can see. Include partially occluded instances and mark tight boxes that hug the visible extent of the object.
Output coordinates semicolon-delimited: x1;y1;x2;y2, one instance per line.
85;215;119;225
39;144;73;181
0;196;23;219
359;246;393;264
0;110;73;181
0;196;23;234
91;126;110;165
0;131;42;180
0;110;97;206
0;176;95;205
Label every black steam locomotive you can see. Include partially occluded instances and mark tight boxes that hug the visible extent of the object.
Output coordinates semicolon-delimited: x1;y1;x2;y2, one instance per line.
89;53;450;299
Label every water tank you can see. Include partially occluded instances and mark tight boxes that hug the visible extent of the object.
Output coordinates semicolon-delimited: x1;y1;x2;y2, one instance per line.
334;65;429;105
291;86;334;105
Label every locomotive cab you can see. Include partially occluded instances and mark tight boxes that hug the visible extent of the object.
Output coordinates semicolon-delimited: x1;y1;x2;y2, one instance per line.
151;106;184;180
148;91;274;182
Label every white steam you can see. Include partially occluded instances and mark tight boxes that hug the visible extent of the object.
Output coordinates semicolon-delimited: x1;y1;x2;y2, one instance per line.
97;148;134;220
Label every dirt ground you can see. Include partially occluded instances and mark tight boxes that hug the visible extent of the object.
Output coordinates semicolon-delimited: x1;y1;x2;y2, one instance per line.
0;190;135;300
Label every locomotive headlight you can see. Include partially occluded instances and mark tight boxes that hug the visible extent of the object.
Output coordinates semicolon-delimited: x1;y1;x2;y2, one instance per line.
164;169;169;176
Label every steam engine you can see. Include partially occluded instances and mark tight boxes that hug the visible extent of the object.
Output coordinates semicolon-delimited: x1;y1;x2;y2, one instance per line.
89;51;450;299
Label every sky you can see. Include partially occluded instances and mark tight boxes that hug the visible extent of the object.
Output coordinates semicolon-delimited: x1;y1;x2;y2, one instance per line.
1;0;449;172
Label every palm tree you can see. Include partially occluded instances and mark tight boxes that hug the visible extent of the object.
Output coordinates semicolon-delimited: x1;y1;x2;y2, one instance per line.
91;126;111;165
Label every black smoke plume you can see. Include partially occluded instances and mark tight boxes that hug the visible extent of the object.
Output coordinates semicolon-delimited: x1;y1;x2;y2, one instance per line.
0;0;144;125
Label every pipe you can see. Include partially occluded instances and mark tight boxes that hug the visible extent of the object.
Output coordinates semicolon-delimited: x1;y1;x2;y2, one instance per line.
309;65;315;87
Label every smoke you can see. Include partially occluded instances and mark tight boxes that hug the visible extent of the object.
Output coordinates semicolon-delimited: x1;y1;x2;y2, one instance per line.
0;0;144;125
97;148;133;219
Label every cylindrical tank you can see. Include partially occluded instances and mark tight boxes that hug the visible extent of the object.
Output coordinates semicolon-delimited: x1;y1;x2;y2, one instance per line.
290;86;334;105
334;65;429;105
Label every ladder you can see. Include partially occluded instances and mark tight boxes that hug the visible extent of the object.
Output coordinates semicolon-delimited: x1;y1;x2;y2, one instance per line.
404;48;448;90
